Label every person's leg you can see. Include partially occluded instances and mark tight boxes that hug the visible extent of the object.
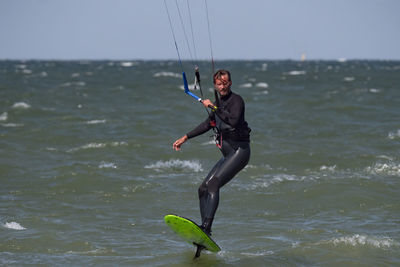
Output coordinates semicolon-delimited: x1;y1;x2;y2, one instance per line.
198;158;225;223
198;145;250;234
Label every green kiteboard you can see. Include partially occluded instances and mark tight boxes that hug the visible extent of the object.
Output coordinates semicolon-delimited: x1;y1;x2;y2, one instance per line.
164;214;221;258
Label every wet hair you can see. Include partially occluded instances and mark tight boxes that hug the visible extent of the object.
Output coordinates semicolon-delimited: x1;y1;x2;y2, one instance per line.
213;69;231;84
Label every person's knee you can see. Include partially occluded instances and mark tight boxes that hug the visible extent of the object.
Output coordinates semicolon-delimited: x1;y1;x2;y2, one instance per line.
207;177;219;193
198;183;207;198
199;177;219;197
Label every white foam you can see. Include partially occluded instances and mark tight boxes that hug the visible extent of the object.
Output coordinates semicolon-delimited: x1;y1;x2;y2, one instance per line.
244;164;258;170
239;83;252;88
343;77;355;82
377;155;394;161
369;88;381;93
153;71;181;78
388;129;400;140
67;141;127;152
320;165;336;172
253;90;269;95
241;250;274;257
365;162;400;176
144;159;203;173
99;162;117;169
12;102;31;109
76;81;86;87
82;143;106;149
0;112;7;121
250;174;306;189
284;70;306;76
67;143;106;152
121;62;138;67
86;119;106;125
1;123;24;127
261;63;268;71
4;222;26;230
255;82;269;88
329;234;398;248
121;62;133;67
15;64;26;69
123;184;147;193
61;81;86;87
22;69;32;74
110;141;128;147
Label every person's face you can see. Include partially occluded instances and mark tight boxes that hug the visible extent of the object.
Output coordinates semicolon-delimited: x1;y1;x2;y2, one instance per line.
214;74;232;96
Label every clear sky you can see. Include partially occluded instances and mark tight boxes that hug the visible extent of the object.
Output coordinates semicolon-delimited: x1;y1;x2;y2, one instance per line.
1;0;399;60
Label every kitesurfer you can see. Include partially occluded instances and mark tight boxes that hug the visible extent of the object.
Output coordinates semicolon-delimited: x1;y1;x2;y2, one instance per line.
173;69;251;235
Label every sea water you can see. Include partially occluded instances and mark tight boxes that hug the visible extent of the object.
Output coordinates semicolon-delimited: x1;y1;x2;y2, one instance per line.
1;60;399;266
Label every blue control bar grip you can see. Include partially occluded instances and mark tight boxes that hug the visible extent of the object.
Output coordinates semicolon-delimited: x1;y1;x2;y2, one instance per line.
182;72;201;102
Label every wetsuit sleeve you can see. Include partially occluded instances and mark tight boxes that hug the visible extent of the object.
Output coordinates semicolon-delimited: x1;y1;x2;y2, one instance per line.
215;95;244;127
186;116;212;139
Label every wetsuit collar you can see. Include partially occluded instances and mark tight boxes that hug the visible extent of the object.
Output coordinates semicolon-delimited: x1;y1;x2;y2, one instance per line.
220;90;232;101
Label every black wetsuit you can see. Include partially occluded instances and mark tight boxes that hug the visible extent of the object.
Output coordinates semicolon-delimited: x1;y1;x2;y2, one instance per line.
186;91;251;234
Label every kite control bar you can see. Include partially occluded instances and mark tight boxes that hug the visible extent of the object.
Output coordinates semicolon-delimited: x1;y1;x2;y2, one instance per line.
182;72;217;111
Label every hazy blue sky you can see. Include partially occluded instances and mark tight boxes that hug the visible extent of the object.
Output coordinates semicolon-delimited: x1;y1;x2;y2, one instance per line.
1;0;399;60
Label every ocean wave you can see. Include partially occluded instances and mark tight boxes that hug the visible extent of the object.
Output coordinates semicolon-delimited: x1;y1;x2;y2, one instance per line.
343;77;355;82
255;82;269;88
153;71;181;78
1;123;24;127
239;83;252;88
324;234;399;249
249;174;307;190
253;90;269;95
120;61;139;67
365;162;400;176
61;81;86;87
244;164;343;190
388;129;400;140
369;88;381;93
144;159;203;173
122;184;149;193
319;165;337;172
85;119;106;125
12;102;31;109
241;250;274;257
98;161;117;169
0;112;8;121
284;70;306;76
3;221;26;230
67;141;127;152
39;71;48;77
255;63;268;71
21;69;32;74
110;141;128;147
15;64;27;69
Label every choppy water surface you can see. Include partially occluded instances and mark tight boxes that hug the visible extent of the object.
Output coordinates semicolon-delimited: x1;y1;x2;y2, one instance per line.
1;60;399;266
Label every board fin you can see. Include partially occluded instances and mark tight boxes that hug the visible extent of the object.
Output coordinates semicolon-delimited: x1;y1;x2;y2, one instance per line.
194;244;205;258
